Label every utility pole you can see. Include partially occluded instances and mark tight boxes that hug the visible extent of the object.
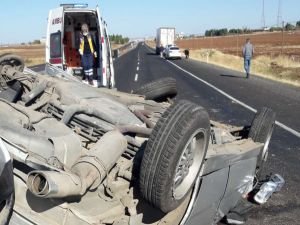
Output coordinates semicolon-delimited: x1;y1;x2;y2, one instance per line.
277;0;282;27
281;21;284;55
261;0;266;29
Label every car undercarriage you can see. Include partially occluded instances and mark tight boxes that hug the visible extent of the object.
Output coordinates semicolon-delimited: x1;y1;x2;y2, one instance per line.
0;54;284;225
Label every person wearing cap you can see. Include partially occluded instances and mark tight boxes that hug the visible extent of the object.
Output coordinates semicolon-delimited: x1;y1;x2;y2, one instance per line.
79;23;97;85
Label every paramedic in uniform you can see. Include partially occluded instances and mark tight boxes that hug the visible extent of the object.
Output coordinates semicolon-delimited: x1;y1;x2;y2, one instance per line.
79;23;97;85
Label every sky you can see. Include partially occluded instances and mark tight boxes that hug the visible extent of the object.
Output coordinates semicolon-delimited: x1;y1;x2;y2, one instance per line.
0;0;300;44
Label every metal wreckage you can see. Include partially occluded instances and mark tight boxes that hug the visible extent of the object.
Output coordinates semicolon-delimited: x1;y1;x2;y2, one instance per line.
0;54;284;225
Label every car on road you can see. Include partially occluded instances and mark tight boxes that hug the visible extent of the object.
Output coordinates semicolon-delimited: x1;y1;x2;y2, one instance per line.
0;54;283;225
46;3;115;88
164;46;182;59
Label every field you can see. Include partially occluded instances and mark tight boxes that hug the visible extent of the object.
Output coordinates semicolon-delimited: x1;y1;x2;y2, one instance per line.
0;44;45;66
176;31;300;60
174;31;300;86
0;43;122;67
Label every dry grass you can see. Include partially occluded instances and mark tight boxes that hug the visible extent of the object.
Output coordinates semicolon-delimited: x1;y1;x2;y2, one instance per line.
189;49;300;86
0;43;126;67
111;44;124;50
0;44;45;66
145;40;156;49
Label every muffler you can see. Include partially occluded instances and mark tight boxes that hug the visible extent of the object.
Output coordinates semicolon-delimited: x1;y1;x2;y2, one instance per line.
27;130;127;198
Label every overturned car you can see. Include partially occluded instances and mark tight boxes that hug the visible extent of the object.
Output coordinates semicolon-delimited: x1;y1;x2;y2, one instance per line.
0;54;283;225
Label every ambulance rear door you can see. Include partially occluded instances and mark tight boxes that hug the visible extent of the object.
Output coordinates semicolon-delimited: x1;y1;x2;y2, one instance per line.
96;6;109;87
103;21;115;88
46;7;64;68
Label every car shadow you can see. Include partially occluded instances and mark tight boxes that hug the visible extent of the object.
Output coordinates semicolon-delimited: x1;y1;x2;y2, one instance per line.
220;74;245;79
146;52;157;56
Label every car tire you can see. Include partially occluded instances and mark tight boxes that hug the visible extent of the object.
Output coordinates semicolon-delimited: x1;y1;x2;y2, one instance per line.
139;100;210;213
249;107;276;179
0;54;24;73
133;77;177;102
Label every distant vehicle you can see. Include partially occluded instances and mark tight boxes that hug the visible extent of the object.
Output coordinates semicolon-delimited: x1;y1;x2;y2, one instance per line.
156;27;176;54
164;46;182;59
46;3;115;88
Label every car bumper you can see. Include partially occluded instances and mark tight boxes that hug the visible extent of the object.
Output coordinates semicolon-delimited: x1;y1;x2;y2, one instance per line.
167;53;182;58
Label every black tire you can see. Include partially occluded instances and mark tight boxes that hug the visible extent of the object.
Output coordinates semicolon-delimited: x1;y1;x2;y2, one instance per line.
139;100;210;213
133;77;177;102
0;54;24;73
249;107;276;178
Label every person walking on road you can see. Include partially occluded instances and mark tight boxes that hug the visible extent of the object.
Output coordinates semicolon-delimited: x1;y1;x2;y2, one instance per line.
79;23;97;85
160;44;164;58
242;38;254;79
184;49;190;59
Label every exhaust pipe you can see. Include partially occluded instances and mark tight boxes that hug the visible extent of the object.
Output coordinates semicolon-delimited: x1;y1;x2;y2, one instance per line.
27;130;127;198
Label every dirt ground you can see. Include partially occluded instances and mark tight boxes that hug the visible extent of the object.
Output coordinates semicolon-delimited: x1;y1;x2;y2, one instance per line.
0;44;45;66
176;31;300;61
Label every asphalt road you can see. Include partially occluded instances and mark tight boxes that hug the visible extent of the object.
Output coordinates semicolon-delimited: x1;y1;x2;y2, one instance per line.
114;43;300;225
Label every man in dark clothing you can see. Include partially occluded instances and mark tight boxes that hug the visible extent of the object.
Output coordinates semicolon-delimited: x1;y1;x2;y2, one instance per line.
242;38;254;79
79;23;97;85
184;49;190;59
160;44;164;58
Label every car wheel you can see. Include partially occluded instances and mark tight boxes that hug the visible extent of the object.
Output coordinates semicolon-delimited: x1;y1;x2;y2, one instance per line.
249;107;276;179
0;54;24;73
133;77;177;102
139;100;210;213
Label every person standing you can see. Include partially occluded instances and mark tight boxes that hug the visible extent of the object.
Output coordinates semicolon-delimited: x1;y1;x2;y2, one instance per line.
242;38;254;79
160;44;164;58
79;23;97;85
184;49;190;59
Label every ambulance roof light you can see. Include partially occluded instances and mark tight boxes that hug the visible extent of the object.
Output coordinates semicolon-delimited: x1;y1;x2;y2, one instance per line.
60;3;88;8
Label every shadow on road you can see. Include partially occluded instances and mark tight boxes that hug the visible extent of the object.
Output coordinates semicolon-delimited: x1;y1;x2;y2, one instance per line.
220;74;245;79
146;52;157;56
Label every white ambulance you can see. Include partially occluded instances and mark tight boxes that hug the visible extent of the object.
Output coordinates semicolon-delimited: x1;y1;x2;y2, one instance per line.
46;3;115;88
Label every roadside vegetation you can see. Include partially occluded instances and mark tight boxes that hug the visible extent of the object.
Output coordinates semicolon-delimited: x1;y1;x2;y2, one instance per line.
189;49;300;86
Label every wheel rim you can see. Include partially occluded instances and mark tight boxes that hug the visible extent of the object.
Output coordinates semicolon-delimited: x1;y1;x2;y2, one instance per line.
173;128;206;200
261;123;274;163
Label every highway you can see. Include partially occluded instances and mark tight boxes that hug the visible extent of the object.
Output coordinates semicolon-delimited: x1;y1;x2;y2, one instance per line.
114;43;300;225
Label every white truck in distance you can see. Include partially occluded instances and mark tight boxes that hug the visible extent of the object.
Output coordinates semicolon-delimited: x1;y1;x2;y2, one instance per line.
156;27;175;54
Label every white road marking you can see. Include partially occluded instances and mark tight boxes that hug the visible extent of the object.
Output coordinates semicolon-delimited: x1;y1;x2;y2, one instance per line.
137;66;139;71
134;74;138;82
167;60;300;138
